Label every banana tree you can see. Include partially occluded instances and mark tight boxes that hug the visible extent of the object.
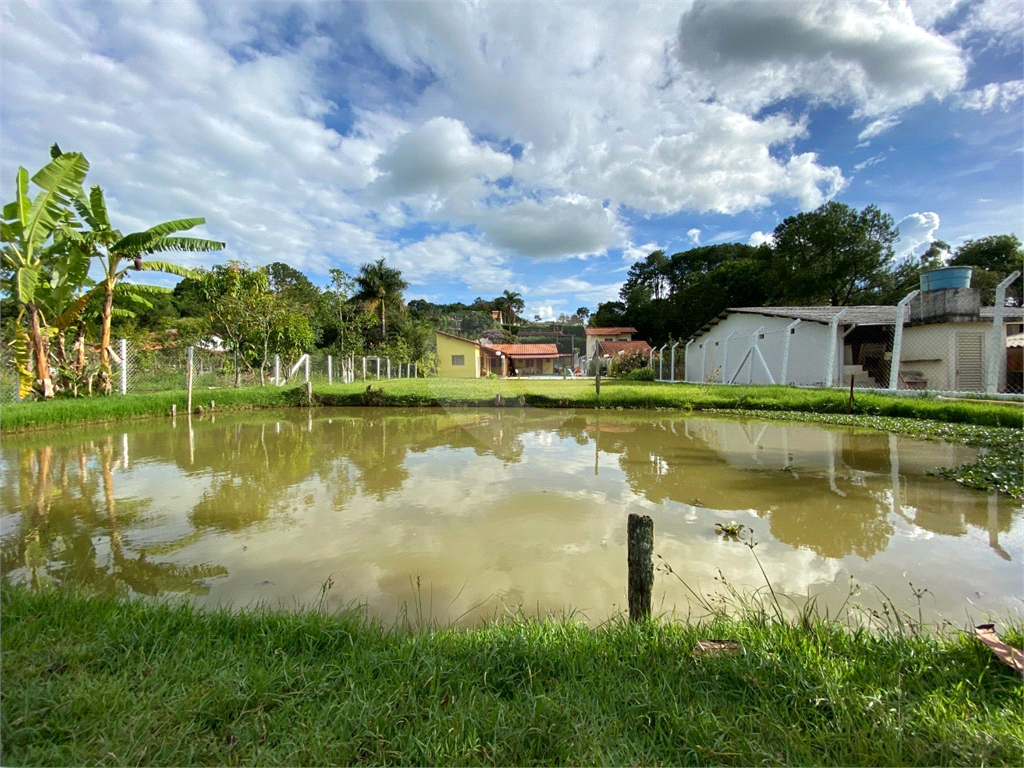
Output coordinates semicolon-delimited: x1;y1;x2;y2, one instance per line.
65;185;224;394
1;149;89;398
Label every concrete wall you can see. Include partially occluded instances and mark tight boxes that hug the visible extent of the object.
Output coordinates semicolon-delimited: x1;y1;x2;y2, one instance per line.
436;334;480;378
901;322;986;392
685;314;836;386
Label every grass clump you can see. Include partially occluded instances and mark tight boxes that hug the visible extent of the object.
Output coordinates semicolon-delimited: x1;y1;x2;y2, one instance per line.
2;582;1021;767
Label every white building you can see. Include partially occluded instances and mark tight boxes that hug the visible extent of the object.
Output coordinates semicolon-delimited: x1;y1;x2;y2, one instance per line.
683;299;1024;393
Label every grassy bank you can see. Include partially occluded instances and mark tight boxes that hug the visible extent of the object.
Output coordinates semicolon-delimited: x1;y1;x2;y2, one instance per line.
3;378;1022;433
2;583;1020;767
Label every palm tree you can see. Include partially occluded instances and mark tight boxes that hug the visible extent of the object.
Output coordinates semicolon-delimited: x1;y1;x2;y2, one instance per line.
1;147;89;398
64;185;224;393
501;289;524;326
353;258;408;340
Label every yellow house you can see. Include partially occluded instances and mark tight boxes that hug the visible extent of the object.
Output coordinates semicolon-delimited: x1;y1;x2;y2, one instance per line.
436;331;483;378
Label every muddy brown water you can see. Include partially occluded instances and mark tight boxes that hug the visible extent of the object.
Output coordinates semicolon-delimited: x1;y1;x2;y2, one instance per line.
2;407;1020;626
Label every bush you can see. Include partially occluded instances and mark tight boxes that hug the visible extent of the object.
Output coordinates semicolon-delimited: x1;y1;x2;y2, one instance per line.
610;349;650;377
623;367;655;381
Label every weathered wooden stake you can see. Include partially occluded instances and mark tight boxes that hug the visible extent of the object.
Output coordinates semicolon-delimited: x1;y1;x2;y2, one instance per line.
847;374;855;413
186;346;194;416
171;404;177;418
209;400;215;412
595;369;601;396
306;380;312;407
627;512;654;622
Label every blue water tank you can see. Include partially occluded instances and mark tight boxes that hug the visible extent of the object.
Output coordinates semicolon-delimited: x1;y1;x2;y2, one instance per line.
919;266;972;292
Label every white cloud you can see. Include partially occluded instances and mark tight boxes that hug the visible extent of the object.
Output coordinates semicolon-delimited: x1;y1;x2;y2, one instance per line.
687;228;701;245
675;0;967;118
853;152;887;172
857;115;902;142
896;211;942;258
748;230;774;247
478;195;620;259
956;80;1024;112
369;116;514;197
622;242;662;263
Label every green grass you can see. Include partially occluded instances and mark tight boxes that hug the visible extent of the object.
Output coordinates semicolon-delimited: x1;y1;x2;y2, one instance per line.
2;582;1020;767
3;378;1021;432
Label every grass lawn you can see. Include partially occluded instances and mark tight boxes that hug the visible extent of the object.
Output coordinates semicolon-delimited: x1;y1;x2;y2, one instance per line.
2;583;1021;767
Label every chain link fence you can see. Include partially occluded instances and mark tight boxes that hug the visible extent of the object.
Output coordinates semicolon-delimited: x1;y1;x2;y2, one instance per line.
682;300;1024;397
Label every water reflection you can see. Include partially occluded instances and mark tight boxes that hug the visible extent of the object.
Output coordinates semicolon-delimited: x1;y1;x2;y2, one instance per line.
1;408;1019;624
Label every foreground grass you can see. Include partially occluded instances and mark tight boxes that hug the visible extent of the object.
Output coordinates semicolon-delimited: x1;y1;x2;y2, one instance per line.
2;584;1021;768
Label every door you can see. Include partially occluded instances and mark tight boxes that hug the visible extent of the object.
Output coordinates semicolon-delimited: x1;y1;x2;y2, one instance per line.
954;331;985;392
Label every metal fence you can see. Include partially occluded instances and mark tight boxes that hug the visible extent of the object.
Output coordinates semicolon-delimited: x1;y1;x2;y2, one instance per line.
1;341;423;402
679;295;1023;397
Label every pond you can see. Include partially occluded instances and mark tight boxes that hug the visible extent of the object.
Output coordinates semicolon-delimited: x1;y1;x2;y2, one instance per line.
2;407;1020;627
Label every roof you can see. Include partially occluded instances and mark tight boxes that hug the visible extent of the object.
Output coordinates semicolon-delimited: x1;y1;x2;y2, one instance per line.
598;340;653;356
435;330;482;347
487;343;567;359
981;307;1024;320
584;326;637;336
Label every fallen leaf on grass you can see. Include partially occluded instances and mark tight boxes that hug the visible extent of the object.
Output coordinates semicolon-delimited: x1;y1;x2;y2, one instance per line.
692;640;740;657
975;624;1024;678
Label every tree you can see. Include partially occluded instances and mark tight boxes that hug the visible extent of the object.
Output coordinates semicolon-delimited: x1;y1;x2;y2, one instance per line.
500;289;525;326
575;307;590;323
194;263;270;387
949;235;1023;305
771;202;899;306
1;146;89;398
590;301;627;328
63;184;223;393
352;259;408;340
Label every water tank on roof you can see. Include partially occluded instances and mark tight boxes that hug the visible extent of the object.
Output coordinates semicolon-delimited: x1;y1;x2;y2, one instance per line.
920;266;972;292
910;267;980;326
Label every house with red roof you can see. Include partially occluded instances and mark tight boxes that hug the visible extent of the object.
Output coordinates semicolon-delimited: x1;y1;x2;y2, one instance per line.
435;331;570;377
583;327;652;367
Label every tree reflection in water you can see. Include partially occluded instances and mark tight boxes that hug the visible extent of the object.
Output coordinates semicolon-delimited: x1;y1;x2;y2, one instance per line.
0;408;1016;611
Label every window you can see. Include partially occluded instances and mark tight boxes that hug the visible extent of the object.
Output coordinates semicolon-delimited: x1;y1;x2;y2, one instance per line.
451;355;465;366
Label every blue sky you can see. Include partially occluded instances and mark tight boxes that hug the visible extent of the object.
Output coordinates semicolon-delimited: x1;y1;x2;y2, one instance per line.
2;0;1021;320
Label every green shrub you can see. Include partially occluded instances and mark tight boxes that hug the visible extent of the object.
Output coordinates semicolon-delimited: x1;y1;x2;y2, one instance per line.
610;349;650;377
623;367;655;381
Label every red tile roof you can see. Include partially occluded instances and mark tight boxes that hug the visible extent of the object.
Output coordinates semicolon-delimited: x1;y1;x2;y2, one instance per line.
487;343;566;359
584;327;637;336
598;340;652;356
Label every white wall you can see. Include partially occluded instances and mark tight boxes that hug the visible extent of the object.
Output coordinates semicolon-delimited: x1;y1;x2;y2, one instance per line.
685;314;836;386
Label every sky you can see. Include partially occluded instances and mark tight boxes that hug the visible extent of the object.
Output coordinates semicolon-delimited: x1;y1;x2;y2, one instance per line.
2;0;1022;321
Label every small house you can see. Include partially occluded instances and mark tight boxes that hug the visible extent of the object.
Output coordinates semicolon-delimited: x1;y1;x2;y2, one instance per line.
584;327;638;360
435;332;569;377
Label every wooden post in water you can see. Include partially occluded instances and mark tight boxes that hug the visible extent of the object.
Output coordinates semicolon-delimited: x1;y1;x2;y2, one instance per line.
171;404;176;418
595;368;601;397
627;513;654;622
186;346;194;415
209;400;215;412
306;380;312;407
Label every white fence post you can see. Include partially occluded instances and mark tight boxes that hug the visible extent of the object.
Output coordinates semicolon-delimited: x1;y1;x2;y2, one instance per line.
826;308;848;388
987;271;1020;394
659;344;667;380
120;338;127;395
780;319;801;386
670;341;680;383
684;339;694;382
304;355;310;383
889;292;917;391
328;355;332;385
274;354;280;386
387;358;391;379
721;331;738;383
